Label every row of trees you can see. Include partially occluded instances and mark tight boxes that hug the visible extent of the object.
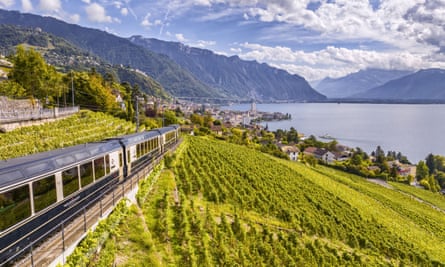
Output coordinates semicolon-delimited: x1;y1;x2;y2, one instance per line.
0;45;143;121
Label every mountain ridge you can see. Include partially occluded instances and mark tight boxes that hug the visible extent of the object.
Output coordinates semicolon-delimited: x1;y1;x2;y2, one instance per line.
352;68;445;100
129;36;326;101
0;9;220;98
315;68;413;98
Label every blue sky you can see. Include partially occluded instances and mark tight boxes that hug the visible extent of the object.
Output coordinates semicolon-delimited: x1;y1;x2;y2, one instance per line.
1;0;445;81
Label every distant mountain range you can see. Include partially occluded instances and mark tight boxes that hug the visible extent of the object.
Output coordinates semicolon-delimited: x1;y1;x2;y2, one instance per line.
0;9;325;101
0;24;169;98
315;68;413;98
352;69;445;100
0;9;220;98
129;36;326;101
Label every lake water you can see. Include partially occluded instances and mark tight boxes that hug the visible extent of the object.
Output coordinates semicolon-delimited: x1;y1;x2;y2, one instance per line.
223;103;445;163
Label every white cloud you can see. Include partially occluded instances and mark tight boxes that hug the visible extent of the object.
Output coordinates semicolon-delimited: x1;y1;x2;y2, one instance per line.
81;0;90;3
70;13;80;23
235;42;441;81
21;0;33;12
0;0;14;8
175;33;188;42
85;3;112;23
39;0;61;11
141;13;152;27
194;40;216;48
120;7;128;16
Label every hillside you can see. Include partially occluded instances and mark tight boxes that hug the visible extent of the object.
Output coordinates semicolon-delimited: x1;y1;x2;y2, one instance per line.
0;9;222;98
0;24;169;98
129;36;326;101
353;68;445;100
92;136;445;266
315;68;412;98
0;110;135;160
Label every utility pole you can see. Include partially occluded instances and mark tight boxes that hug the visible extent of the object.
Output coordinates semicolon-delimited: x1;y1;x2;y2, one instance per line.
135;96;139;132
71;71;74;107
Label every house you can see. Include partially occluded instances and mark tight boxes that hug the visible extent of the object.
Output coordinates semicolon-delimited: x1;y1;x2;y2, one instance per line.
280;145;300;161
181;125;194;135
210;125;223;135
303;147;336;163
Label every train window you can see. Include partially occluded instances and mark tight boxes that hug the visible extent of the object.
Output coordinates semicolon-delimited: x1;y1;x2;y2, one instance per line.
62;166;79;197
136;144;141;158
105;155;111;174
33;175;57;213
80;162;94;187
0;185;31;231
127;150;130;163
94;157;105;180
119;152;123;168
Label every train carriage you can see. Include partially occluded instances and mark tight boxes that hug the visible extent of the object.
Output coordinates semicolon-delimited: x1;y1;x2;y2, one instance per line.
0;140;124;264
157;125;180;153
0;125;181;265
110;130;161;177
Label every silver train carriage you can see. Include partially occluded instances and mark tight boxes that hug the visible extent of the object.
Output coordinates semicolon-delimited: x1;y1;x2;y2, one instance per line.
0;124;180;264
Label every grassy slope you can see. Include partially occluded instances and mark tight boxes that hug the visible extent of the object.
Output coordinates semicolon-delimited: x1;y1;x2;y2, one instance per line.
0;110;135;159
96;136;445;266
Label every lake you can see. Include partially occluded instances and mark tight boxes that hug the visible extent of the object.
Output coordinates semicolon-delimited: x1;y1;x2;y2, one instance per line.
223;103;445;163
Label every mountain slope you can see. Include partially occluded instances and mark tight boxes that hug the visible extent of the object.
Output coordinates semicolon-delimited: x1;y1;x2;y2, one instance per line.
130;36;326;101
353;69;445;100
0;9;220;98
0;24;169;98
315;68;412;98
93;136;445;266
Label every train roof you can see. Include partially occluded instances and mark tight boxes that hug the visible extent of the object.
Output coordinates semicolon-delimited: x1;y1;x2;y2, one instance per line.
0;140;122;190
157;125;179;134
111;130;160;146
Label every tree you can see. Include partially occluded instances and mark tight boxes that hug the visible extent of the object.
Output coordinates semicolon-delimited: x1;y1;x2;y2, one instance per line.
425;154;436;175
162;110;178;126
416;161;429;181
8;45;48;101
350;153;363;166
190;113;204;126
0;80;26;97
72;71;118;112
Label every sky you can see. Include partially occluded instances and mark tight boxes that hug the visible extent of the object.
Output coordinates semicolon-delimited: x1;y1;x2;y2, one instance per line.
1;0;445;81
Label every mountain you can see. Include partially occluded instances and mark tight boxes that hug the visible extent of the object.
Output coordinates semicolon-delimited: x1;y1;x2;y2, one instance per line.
0;9;220;98
0;24;169;98
315;68;412;98
352;68;445;100
129;36;326;101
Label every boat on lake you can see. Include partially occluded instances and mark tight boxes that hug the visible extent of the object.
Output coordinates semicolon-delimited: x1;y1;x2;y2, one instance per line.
319;133;335;140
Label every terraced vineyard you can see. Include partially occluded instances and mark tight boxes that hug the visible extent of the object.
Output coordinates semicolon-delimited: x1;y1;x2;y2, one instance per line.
95;136;445;266
0;110;135;159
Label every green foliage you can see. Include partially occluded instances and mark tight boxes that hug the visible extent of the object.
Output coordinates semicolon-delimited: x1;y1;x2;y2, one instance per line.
416;161;430;180
0;80;26;97
8;45;49;101
99;136;445;266
0;110;135;160
64;200;129;267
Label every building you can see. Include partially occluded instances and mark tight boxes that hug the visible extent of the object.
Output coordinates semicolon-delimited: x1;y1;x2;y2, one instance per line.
280;145;300;161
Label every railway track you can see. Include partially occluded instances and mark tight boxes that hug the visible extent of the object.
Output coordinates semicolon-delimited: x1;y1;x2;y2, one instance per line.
9;144;178;267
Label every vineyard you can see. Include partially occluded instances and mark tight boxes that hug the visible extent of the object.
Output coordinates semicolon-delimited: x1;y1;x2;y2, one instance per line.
93;136;445;266
0;110;135;160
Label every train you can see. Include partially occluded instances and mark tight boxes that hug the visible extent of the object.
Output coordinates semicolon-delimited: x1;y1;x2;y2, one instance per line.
0;125;180;265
